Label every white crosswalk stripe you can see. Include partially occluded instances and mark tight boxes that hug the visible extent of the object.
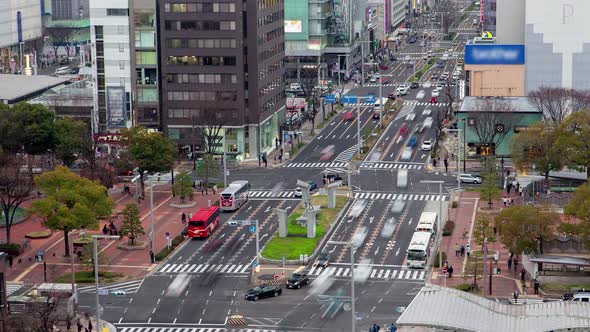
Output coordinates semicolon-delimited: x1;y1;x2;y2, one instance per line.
334;145;358;163
117;327;297;332
402;101;450;107
286;162;347;168
248;190;296;200
78;279;144;294
308;267;426;281
157;263;250;275
353;192;449;201
6;283;23;296
360;162;423;170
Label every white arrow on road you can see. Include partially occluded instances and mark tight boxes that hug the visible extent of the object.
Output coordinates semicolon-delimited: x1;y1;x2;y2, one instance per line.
395;248;401;256
369;217;374;224
265;206;271;213
407;218;413;225
374;246;380;256
247;206;252;211
421;154;426;159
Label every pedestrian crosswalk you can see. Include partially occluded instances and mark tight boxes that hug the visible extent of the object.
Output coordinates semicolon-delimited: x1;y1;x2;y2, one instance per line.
77;279;144;295
334;145;358;163
308;266;426;281
286;161;347;168
353;192;449;201
509;298;545;305
248;190;297;199
118;328;283;332
360;162;423;170
158;263;250;274
402;101;450;107
6;283;23;297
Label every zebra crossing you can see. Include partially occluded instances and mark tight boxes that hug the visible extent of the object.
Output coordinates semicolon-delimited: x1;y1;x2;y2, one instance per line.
77;279;144;294
118;328;282;332
286;161;347;168
248;190;297;199
353;192;449;201
157;263;250;275
308;266;426;281
360;162;423;170
6;283;23;296
402;101;450;107
333;145;358;163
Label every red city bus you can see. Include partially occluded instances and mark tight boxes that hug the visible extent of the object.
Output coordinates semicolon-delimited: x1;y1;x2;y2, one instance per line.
188;206;220;238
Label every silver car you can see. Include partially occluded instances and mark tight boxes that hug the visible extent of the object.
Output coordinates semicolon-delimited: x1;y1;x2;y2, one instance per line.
459;174;482;184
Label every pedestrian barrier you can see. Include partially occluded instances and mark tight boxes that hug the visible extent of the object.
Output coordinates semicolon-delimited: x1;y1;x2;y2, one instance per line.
227;315;246;325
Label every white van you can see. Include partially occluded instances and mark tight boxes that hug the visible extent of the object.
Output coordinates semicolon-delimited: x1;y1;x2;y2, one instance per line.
397;169;408;188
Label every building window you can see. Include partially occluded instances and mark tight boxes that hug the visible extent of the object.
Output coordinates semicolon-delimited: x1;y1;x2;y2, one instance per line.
169;2;236;13
94;26;103;40
166;73;237;84
135;31;156;48
118;25;125;34
119;61;125;69
166;56;236;66
107;8;129;16
119;43;125;52
166;38;236;49
164;20;237;31
136;51;157;65
164;3;170;12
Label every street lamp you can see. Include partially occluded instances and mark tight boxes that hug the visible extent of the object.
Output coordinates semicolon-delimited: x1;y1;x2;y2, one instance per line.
420;180;444;273
92;235;119;332
326;240;357;332
444;128;463;191
358;40;376;84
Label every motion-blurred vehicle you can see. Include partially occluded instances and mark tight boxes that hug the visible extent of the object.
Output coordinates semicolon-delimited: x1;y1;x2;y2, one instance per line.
316;252;330;268
286;273;309;289
397;169;408;188
381;218;397;238
352;226;368;247
343;111;354;121
349;199;368;219
423;117;433;129
165;274;191;297
379;64;389;70
245;285;282;301
320;145;335;161
406;113;415;121
422;109;432;116
391;200;405;213
399;123;409;137
408;135;418;148
401;147;413;161
354;259;373;283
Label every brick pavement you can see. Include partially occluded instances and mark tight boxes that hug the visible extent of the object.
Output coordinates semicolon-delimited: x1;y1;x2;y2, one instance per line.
2;182;218;283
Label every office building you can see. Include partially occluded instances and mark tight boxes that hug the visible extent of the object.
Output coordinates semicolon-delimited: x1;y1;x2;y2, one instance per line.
495;0;524;44
51;0;89;20
482;0;496;34
90;0;133;133
0;0;43;73
159;0;286;160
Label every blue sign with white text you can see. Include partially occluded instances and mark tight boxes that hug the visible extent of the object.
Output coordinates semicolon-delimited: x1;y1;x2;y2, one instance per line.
464;44;525;65
342;95;358;104
365;95;376;103
325;94;336;104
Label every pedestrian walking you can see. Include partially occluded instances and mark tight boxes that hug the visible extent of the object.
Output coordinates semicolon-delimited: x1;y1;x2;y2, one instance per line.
213;185;217;194
389;323;397;332
77;319;83;332
455;243;460;256
466;244;471;257
88;320;92;332
534;279;540;294
373;323;380;331
507;184;512;194
516;182;520;192
521;268;526;284
509;197;513;206
448;265;454;278
66;319;71;331
513;290;519;303
188;212;192;221
519;186;523;197
102;224;108;235
503;197;507;206
514;257;519;271
507;257;512;270
512;180;517;190
150;250;155;263
181;212;186;224
460;245;465;257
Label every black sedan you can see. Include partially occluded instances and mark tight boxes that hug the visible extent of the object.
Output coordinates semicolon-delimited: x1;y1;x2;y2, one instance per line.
286;273;309;289
245;285;282;301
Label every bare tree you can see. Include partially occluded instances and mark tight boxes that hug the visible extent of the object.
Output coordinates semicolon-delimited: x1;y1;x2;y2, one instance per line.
296;60;321;134
469;98;519;155
46;27;75;62
0;153;33;244
438;1;457;35
5;291;72;332
195;112;224;155
441;79;456;116
528;87;590;124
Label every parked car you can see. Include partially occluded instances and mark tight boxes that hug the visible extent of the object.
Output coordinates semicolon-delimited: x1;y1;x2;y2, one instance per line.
343;112;354;121
459;174;483;184
245;285;282;301
421;139;433;151
316;253;330;267
286;273;309;289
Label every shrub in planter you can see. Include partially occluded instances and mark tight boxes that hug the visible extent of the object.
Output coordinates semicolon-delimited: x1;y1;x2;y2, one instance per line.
172;234;185;247
443;220;455;236
0;243;22;256
433;251;447;268
455;283;477;292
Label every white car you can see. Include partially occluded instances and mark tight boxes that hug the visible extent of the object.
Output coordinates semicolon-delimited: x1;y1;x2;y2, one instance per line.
431;90;440;97
406;113;416;121
423;117;433;128
294;187;303;197
354;258;373;283
381;218;397;238
391;200;405;213
422;109;432;115
459;174;483;184
349;199;368;219
369;76;378;83
396;87;409;95
401;147;413;161
421;139;433;151
352;226;368;247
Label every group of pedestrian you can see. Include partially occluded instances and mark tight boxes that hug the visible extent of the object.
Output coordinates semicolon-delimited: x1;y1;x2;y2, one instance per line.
71;315;92;332
443;261;454;278
455;243;471;257
502;196;514;206
102;221;118;236
507;253;519;272
506;180;520;195
369;323;397;332
181;211;192;224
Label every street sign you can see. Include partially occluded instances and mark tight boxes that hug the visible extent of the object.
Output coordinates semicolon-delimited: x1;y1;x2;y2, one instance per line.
253;260;259;267
325;94;336;104
241;220;251;226
249;225;256;233
97;289;109;296
165;232;170;240
365;95;376;103
274;274;280;280
341;95;358;104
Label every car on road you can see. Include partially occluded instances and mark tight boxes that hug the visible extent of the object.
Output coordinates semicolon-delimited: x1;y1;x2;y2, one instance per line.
245;285;282;301
396;86;409;95
286;273;309;289
294;187;303;197
473;18;478;25
423;117;433;129
354;258;373;283
319;145;335;161
408;135;418;148
381;218;397;238
410;82;419;89
343;111;354;121
391;200;405;213
401;147;413;161
369;76;378;83
431;90;440;98
307;181;318;191
352;226;368;247
459;174;483;184
372;110;380;120
430;73;438;80
290;83;302;91
380;64;389;70
388;92;397;100
422;109;432;116
316;252;330;267
399;123;409;137
421;139;433;151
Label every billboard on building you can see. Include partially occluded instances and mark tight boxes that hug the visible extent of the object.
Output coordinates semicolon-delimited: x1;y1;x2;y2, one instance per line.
465;44;525;65
107;87;126;128
285;0;309;41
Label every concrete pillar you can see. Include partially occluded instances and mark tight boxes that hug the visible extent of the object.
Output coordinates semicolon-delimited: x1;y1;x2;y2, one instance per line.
306;207;321;239
273;208;288;238
326;180;343;208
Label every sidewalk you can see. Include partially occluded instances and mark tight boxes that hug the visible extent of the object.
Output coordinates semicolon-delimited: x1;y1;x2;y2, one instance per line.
431;191;534;298
3;181;218;283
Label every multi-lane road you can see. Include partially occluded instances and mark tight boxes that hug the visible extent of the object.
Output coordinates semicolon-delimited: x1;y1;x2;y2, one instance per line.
79;7;481;332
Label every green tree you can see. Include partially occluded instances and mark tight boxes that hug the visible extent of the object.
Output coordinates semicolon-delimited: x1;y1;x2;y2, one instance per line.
80;243;109;276
32;166;113;256
562;183;590;245
556;111;590;177
494;205;558;254
0;103;56;154
197;154;219;189
478;172;502;209
172;171;193;203
120;203;144;245
54;117;88;167
511;121;562;180
121;126;177;196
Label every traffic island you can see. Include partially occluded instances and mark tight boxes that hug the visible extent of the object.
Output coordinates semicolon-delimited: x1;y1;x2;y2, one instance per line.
117;241;148;251
260;195;348;261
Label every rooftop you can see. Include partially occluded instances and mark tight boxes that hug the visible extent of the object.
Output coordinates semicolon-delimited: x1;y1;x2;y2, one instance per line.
459;96;541;114
397;284;590;332
0;74;70;105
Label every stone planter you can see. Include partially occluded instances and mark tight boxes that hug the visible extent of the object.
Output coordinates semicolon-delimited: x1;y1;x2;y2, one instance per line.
117;241;148;251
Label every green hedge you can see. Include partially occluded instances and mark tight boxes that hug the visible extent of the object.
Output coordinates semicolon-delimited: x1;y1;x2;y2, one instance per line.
155;234;186;261
443;220;455;236
455;283;478;292
0;243;21;250
433;251;447;268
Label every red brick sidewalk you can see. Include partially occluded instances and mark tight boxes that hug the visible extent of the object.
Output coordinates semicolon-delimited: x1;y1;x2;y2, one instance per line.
431;190;534;298
2;182;218;283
